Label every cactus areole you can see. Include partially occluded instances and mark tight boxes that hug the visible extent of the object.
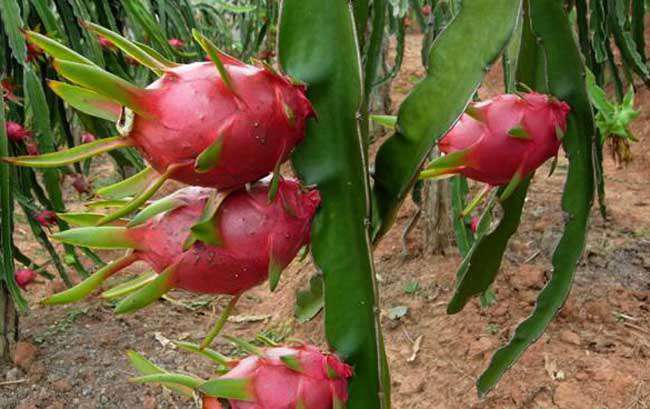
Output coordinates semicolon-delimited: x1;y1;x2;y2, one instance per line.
202;344;352;409
422;93;570;187
46;179;320;312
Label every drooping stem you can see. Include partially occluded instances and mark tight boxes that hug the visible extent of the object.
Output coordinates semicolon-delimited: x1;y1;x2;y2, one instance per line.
200;294;241;350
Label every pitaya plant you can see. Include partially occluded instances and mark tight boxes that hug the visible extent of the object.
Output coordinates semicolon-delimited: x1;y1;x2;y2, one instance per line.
46;178;319;345
129;340;352;409
3;25;314;225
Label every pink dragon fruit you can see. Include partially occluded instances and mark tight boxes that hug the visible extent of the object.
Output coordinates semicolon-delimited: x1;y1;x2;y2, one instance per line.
34;210;57;227
1;79;21;104
98;35;115;50
422;93;570;189
15;268;37;289
470;216;479;233
45;179;320;313
80;133;96;144
5;121;32;142
202;344;352;409
8;27;314;190
131;343;352;409
167;38;185;48
69;173;92;194
26;43;44;63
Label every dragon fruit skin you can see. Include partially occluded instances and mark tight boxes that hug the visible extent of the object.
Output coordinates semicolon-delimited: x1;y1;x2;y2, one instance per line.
129;61;314;188
215;344;352;409
127;179;320;295
437;93;570;186
5;121;32;142
15;268;37;289
34;210;57;227
167;38;185;48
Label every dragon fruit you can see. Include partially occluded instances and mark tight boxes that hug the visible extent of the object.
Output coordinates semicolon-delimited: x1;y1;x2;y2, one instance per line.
34;210;57;227
421;93;570;195
5;27;314;226
167;38;185;49
69;173;92;194
80;133;96;144
45;179;320;314
204;344;351;409
15;268;37;289
5;121;32;142
98;35;115;50
131;342;352;409
1;79;21;104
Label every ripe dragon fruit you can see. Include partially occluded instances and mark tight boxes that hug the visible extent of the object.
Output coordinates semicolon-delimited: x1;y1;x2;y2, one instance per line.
15;268;37;289
69;173;92;194
45;179;320;316
34;210;57;228
5;121;32;142
421;92;570;199
4;26;314;225
1;79;21;104
80;133;96;144
167;38;185;48
130;342;352;409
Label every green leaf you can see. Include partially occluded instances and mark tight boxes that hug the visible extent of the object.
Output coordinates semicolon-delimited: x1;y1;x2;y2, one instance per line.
129;197;185;227
43;254;138;305
51;226;138;249
174;341;232;367
56;212;127;227
96;167;158;200
52;60;150;117
294;274;324;323
101;272;157;300
84;21;172;74
23;30;95;66
114;266;175;314
279;2;390;408
127;351;195;397
191;29;235;92
4;137;133;168
131;373;203;390
371;0;523;241
199;378;253;401
477;0;595;395
48;81;121;121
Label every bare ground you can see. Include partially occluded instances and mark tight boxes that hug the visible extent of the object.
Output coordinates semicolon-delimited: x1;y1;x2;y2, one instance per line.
1;33;649;409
